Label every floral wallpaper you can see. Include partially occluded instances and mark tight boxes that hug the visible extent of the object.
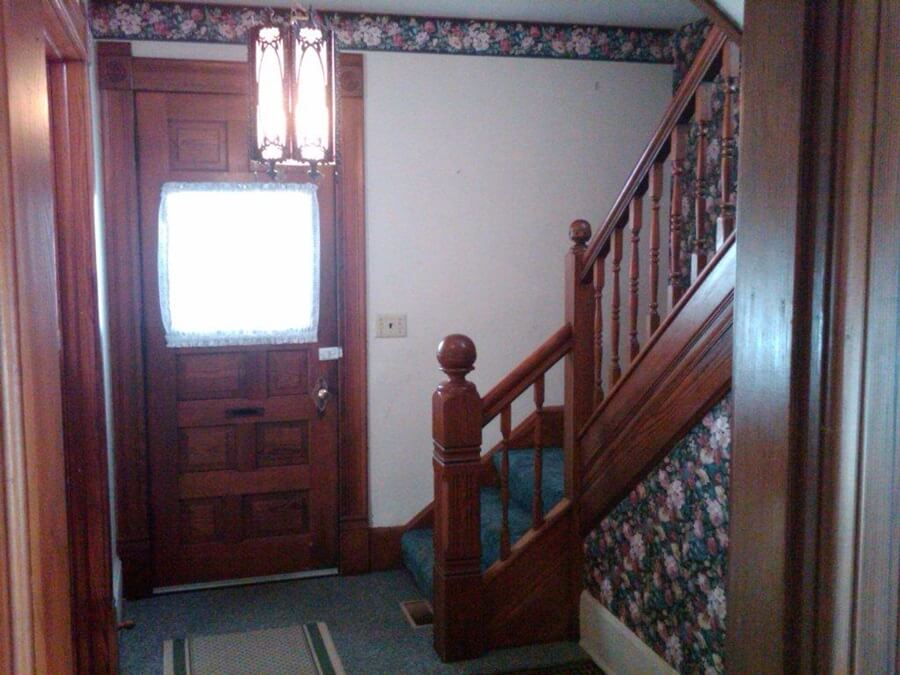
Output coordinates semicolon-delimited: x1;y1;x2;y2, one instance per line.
670;19;711;92
88;2;674;63
584;393;733;674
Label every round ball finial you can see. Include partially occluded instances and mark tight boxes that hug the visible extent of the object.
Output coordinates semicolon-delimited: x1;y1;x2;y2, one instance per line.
437;334;476;377
569;219;592;246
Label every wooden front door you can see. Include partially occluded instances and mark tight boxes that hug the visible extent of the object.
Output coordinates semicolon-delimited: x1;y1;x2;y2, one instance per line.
136;90;339;588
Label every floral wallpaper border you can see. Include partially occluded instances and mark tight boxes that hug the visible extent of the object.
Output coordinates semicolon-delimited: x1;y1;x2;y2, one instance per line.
89;2;675;63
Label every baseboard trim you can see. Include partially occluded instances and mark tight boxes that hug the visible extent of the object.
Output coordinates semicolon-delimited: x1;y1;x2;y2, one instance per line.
579;590;676;675
370;526;404;571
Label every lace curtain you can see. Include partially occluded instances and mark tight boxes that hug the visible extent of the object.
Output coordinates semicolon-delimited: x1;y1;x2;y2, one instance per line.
158;181;320;348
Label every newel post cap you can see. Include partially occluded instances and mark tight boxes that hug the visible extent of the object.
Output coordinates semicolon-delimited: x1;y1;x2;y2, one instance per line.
437;334;476;379
569;219;592;248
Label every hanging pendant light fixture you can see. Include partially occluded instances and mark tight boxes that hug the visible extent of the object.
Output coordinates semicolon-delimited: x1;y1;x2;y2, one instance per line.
249;6;335;179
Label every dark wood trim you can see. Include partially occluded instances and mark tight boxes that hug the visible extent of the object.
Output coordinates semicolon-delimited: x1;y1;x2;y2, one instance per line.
97;47;371;590
853;2;899;668
0;0;77;670
578;243;734;530
96;42;152;599
42;0;88;60
48;57;117;674
725;0;875;670
369;526;404;572
336;52;371;575
689;0;742;44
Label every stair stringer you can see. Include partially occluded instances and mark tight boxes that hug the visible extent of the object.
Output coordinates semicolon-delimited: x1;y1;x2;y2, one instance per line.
579;239;735;533
483;499;577;649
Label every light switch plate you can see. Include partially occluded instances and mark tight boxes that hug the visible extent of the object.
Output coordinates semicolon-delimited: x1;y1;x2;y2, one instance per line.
376;313;407;338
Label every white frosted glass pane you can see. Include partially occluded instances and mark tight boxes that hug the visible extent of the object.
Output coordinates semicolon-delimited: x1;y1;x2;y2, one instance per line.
158;182;319;348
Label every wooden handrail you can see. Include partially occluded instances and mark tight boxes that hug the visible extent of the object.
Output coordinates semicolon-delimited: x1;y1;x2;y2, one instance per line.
481;324;573;426
580;26;728;281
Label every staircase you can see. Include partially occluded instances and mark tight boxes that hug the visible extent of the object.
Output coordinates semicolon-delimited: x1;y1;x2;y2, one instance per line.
402;447;565;599
400;25;742;662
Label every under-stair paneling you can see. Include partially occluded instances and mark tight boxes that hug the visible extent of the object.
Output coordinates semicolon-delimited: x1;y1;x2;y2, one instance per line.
484;503;576;648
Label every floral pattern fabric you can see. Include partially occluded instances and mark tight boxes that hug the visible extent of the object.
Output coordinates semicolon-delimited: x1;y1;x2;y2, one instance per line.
584;394;733;674
89;2;674;63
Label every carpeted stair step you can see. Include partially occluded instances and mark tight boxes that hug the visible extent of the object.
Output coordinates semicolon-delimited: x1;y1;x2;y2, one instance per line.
401;487;534;599
492;447;565;517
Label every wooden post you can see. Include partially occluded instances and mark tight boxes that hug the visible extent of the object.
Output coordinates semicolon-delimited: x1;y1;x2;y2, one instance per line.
628;196;643;361
716;42;740;249
648;162;663;334
432;334;484;661
610;226;624;384
669;124;688;309
564;219;593;498
691;84;713;281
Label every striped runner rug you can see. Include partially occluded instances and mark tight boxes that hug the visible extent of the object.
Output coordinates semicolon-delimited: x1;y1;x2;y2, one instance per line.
163;622;345;675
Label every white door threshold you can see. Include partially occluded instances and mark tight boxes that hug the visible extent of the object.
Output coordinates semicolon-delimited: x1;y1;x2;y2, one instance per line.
153;568;339;594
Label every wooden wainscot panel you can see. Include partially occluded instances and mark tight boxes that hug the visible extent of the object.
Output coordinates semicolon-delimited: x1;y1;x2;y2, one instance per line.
484;502;574;648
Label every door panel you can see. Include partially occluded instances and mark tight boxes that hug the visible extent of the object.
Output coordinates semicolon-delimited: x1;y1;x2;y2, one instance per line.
136;90;338;587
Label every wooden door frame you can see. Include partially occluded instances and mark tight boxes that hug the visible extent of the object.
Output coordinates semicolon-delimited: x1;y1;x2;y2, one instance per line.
729;0;899;670
1;0;117;673
97;44;370;597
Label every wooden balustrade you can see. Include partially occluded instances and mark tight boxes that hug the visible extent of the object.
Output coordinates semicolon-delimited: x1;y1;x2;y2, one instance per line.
717;41;740;249
649;162;663;334
499;406;511;560
532;376;545;528
610;226;623;385
576;29;741;410
432;316;575;652
669;124;688;309
628;196;642;361
429;29;741;662
692;84;713;281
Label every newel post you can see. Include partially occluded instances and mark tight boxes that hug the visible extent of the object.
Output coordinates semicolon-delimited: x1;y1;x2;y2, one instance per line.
432;335;484;661
564;220;594;499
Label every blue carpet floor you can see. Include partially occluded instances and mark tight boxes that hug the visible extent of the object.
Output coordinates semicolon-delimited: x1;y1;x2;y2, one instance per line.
118;570;586;674
402;448;564;599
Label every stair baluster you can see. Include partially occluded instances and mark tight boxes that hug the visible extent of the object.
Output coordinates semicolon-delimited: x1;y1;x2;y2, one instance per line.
499;405;511;560
648;162;663;334
532;375;545;528
610;226;623;385
691;85;713;281
592;253;605;406
669;123;688;309
717;42;740;249
628;196;642;361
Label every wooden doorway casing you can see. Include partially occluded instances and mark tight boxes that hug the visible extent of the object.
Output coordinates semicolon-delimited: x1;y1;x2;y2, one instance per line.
97;45;370;598
1;0;117;673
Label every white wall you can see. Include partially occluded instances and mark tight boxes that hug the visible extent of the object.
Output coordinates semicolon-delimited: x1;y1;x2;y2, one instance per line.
364;53;671;525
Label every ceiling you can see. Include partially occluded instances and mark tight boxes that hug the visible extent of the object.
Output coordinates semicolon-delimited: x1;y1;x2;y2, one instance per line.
195;1;705;30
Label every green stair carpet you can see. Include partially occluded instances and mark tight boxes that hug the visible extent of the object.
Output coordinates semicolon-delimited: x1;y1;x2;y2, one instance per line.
401;448;564;599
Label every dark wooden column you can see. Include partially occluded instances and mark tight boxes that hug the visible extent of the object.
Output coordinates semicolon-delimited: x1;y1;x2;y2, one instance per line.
431;335;484;662
564;219;593;498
